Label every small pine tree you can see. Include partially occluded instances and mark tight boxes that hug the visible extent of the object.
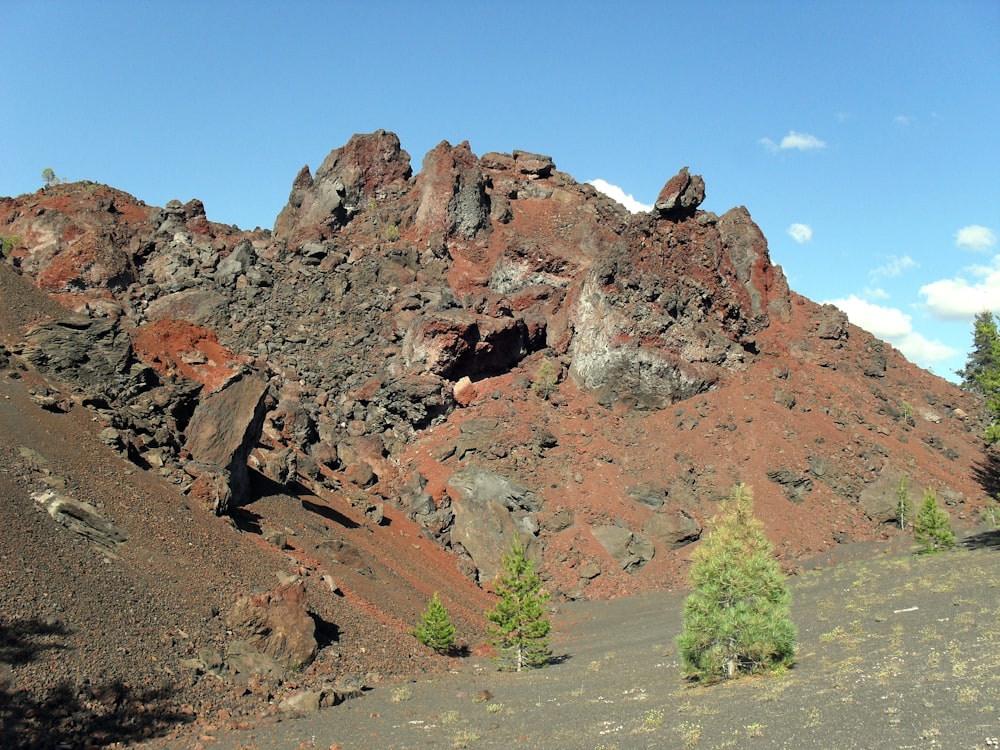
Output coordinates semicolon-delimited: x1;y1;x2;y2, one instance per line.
412;592;456;654
676;484;796;682
896;476;913;531
913;490;957;554
486;539;551;672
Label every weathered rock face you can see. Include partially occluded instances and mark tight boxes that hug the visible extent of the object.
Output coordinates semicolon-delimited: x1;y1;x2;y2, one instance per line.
446;466;541;584
1;129;990;607
415;140;491;240
568;199;790;408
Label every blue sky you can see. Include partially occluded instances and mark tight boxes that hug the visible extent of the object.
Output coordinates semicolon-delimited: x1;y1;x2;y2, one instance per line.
3;1;998;381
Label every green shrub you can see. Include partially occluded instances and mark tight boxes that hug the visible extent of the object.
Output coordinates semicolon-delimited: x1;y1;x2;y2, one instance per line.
412;592;456;654
913;490;956;554
487;539;551;671
676;483;796;681
531;359;558;400
0;235;19;257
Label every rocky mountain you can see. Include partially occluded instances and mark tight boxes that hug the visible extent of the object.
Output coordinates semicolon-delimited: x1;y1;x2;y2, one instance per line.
0;130;992;743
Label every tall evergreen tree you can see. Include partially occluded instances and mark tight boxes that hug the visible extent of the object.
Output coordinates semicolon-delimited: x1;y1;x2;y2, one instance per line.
958;311;1000;444
676;484;796;682
412;592;456;654
486;539;551;672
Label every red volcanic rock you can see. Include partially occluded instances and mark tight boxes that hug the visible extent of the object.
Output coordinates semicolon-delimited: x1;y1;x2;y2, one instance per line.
184;373;269;514
414;140;491;240
225;580;318;672
654;166;705;218
133;318;249;392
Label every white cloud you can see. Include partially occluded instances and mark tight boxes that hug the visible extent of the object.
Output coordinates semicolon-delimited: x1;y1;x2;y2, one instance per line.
955;224;997;252
893;115;912;127
762;131;826;152
826;295;956;365
870;254;917;279
864;286;889;300
787;223;812;243
920;257;1000;320
588;179;652;214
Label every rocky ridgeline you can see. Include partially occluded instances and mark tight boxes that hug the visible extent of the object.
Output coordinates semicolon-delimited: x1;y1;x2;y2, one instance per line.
0;131;987;594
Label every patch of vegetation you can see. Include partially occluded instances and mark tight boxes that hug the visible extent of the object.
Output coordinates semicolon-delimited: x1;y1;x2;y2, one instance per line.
0;235;19;258
641;708;665;730
412;592;456;654
486;539;551;672
676;483;796;681
41;167;62;187
452;728;480;748
531;359;559;400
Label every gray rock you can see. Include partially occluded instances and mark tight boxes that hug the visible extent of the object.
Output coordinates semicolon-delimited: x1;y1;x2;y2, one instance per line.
627;482;667;509
591;524;654;572
32;490;127;553
216;239;255;286
642;511;701;549
447;465;540;513
184;373;269;514
447;466;541;584
766;468;814;503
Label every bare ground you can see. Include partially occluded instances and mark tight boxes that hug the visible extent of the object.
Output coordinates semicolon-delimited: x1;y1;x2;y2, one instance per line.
156;534;1000;750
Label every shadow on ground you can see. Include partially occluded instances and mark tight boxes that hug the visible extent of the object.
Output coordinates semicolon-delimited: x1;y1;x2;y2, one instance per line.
0;617;192;750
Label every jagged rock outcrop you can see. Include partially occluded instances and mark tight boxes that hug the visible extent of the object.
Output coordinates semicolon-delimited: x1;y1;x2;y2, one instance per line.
1;129;991;606
274;129;413;244
415;140;491;239
568;194;790;408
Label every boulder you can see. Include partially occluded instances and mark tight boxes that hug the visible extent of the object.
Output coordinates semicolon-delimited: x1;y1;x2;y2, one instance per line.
654;167;705;219
627;482;667;509
642;510;701;549
591;524;654;573
447;466;540;584
32;490;127;553
183;373;269;514
225;580;317;673
858;472;912;524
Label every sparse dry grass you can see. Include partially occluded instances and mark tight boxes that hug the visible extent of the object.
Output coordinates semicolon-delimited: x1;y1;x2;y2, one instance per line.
243;541;999;750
